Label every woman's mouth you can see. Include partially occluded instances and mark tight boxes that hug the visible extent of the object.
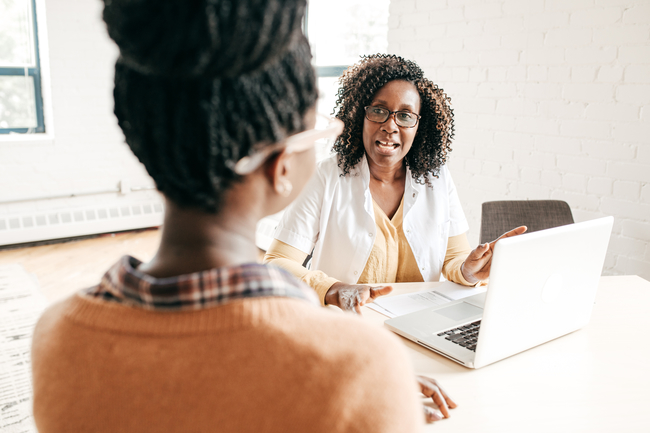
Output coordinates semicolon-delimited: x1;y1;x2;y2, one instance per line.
376;140;400;155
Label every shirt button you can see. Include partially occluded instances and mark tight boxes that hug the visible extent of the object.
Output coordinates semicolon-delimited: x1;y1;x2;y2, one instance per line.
406;229;411;233
369;233;373;237
354;271;358;275
412;193;416;198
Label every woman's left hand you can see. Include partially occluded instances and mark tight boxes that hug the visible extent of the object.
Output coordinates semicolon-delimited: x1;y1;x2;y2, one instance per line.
417;375;457;423
325;282;393;314
461;226;527;284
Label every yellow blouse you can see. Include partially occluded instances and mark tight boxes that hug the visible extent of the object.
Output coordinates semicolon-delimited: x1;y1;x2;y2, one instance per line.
265;198;475;305
358;197;422;284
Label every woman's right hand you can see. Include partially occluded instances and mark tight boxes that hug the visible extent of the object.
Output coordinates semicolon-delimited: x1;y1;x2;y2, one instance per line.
325;282;393;314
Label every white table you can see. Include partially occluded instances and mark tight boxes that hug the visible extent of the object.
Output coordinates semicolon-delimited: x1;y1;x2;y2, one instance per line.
362;276;650;432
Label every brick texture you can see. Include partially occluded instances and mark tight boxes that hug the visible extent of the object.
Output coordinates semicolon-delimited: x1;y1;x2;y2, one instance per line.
389;0;650;280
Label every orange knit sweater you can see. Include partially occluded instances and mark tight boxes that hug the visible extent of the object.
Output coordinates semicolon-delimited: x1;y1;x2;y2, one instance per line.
32;294;423;432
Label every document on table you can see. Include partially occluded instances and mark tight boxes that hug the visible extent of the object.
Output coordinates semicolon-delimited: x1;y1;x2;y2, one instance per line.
0;264;47;433
367;281;487;318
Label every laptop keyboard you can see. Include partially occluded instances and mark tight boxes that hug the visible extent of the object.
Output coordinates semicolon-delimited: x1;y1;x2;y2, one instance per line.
437;320;481;352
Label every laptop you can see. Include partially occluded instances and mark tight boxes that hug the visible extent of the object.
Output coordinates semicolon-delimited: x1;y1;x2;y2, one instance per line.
384;216;613;369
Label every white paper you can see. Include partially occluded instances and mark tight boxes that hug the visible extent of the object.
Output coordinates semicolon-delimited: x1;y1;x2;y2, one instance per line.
367;281;486;318
365;301;393;317
0;264;47;433
432;281;487;301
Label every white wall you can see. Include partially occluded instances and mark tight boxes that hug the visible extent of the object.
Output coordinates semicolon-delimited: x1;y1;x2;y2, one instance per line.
0;0;160;244
388;0;650;279
1;0;647;278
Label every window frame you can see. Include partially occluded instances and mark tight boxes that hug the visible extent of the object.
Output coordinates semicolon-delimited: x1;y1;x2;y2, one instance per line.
315;65;348;78
0;0;46;134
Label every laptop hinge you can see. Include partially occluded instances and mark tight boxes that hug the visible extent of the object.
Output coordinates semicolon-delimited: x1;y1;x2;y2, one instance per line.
417;340;466;365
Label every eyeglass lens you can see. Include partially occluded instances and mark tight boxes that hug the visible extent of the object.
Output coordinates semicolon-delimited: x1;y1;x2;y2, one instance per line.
365;106;418;127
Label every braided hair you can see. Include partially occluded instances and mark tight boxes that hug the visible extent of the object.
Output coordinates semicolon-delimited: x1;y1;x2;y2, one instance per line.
102;0;318;212
332;54;454;185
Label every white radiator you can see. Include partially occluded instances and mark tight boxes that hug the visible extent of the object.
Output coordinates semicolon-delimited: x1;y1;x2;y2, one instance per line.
0;201;164;246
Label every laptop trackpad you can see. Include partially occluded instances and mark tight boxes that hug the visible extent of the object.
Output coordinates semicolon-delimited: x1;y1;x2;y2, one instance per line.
436;302;483;321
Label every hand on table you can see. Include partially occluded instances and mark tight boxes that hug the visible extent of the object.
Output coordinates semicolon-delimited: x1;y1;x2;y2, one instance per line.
461;226;528;284
417;375;457;423
324;282;393;314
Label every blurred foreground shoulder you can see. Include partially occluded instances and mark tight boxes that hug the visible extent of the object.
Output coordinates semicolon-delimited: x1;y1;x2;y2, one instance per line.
296;306;423;432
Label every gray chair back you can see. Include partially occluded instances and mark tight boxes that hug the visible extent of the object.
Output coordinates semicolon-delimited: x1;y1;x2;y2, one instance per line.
479;200;574;244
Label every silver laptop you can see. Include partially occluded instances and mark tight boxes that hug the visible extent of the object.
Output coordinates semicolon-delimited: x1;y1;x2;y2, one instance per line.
385;216;613;369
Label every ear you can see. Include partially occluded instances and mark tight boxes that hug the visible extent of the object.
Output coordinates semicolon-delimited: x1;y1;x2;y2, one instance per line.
265;149;293;197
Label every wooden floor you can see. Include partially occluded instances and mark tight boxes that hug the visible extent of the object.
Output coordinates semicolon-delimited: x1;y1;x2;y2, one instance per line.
0;229;162;303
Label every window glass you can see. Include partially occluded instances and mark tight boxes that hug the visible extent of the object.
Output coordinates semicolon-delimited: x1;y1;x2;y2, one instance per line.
0;75;37;129
0;0;35;66
308;0;389;158
307;0;389;67
317;76;339;116
0;0;44;133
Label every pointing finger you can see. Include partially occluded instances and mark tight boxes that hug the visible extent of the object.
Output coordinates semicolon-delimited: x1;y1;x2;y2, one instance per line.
491;225;527;245
369;285;393;301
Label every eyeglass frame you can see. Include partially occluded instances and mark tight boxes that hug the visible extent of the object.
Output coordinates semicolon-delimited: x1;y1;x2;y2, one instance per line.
363;105;421;128
232;114;344;175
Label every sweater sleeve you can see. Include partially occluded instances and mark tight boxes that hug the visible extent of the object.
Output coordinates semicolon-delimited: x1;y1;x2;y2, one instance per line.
264;239;339;305
442;233;485;286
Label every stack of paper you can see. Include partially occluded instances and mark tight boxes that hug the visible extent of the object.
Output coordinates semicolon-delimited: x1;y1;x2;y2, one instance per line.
367;281;486;318
0;264;47;433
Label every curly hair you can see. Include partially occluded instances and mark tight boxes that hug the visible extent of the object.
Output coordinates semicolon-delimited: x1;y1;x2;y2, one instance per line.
103;0;317;213
332;54;454;184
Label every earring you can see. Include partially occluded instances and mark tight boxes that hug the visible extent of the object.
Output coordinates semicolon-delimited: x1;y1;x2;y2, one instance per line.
277;180;292;197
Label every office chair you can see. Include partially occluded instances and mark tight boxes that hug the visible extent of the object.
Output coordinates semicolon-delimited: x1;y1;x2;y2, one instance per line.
479;200;574;244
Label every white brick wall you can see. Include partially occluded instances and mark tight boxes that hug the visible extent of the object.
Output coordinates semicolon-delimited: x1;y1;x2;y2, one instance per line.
0;0;159;241
389;0;650;280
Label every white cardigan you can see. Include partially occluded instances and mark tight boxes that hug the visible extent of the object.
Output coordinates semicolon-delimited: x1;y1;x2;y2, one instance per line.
274;154;469;284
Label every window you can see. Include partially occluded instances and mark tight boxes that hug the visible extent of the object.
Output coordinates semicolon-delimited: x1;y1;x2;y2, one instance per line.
0;0;45;133
306;0;390;116
305;0;389;159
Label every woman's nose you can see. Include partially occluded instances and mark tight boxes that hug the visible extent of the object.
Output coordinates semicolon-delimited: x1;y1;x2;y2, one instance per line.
381;113;399;133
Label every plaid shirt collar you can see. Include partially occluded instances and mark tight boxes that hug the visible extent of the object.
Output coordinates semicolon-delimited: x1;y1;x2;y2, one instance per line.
85;256;319;311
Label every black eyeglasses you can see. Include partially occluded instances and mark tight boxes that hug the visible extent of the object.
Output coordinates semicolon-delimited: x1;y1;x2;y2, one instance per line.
364;106;421;128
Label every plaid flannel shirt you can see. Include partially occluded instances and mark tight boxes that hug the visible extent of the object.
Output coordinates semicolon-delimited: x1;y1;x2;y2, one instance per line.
85;256;319;310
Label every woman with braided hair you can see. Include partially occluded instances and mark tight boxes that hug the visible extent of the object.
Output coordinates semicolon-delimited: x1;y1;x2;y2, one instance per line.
266;54;525;311
30;3;453;432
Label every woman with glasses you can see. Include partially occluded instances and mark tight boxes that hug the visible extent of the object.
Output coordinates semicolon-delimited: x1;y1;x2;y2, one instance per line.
30;5;456;432
265;54;525;312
